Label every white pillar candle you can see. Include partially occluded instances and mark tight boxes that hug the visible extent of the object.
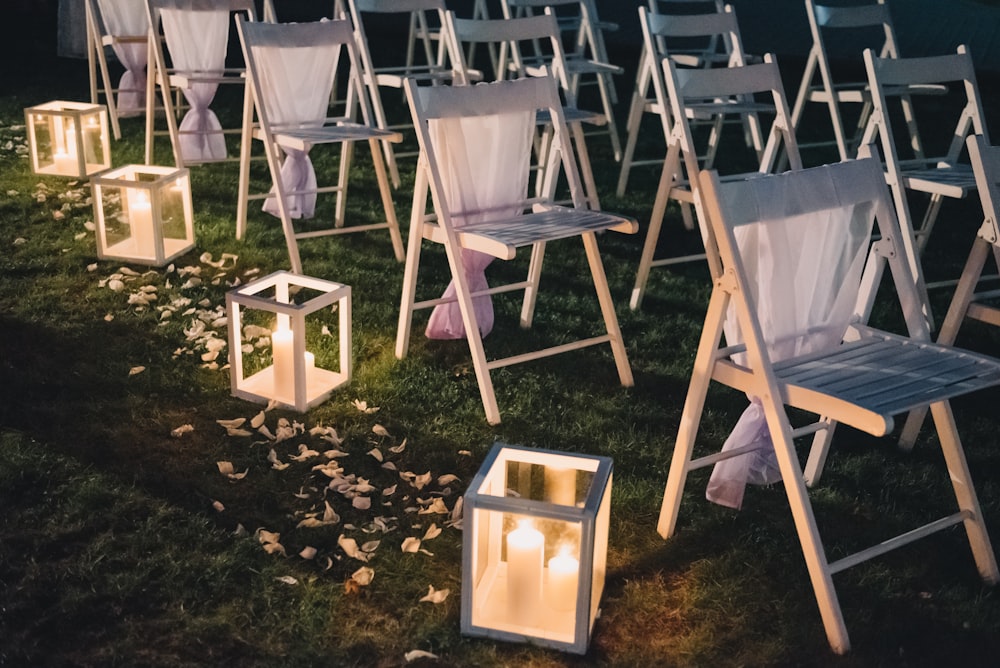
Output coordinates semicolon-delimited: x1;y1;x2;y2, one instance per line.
546;549;579;612
506;519;544;626
125;188;155;257
545;466;576;506
271;326;295;403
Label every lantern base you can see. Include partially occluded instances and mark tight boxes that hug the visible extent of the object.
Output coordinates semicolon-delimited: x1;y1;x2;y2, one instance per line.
102;236;195;267
235;364;349;411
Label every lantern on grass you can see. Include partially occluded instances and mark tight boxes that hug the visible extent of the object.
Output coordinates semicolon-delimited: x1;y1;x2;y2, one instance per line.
461;442;612;654
226;271;351;413
91;165;195;266
24;101;110;177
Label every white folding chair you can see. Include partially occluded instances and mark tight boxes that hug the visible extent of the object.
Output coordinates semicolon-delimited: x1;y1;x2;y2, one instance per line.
859;45;990;329
346;0;459;188
445;10;604;210
86;0;149;140
788;0;942;167
500;0;623;162
658;157;1000;654
234;17;405;275
144;0;257;168
616;2;749;197
630;6;801;310
396;75;637;424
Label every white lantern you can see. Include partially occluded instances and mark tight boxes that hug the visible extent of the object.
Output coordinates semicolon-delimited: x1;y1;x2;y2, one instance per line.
91;165;195;266
24;101;110;177
461;442;612;654
226;271;351;413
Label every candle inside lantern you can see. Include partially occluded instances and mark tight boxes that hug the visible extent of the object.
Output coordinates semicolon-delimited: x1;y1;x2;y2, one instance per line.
125;187;155;257
506;519;544;626
545;466;576;506
271;325;295;403
52;116;78;174
546;547;579;612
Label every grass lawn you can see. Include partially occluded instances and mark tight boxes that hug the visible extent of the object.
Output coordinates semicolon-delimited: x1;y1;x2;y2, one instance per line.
3;5;1000;666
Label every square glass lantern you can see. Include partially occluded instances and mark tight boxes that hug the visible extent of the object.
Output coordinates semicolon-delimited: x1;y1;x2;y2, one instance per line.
461;442;613;654
24;101;111;177
226;271;351;413
91;165;195;266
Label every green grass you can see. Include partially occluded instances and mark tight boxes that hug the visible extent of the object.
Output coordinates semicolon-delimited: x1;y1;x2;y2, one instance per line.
3;41;1000;667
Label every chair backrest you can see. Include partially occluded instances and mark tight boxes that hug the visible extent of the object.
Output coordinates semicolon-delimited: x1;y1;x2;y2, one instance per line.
645;4;800;179
500;0;606;63
445;11;573;95
789;0;904;163
406;75;589;218
862;46;987;170
647;0;733;67
237;17;369;131
146;0;257;74
348;0;449;71
699;156;928;354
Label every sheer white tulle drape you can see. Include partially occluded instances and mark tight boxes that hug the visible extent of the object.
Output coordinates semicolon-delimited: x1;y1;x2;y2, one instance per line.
423;110;535;339
160;7;229;162
252;40;338;219
97;0;148;114
707;172;876;509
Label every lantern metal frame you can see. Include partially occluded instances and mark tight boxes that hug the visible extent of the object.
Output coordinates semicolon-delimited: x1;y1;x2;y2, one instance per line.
226;270;352;412
91;164;195;266
461;442;612;654
24;100;111;177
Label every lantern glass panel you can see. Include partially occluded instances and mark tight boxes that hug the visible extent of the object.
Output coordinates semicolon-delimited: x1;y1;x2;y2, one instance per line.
92;165;194;266
227;271;352;412
462;443;612;654
25;101;110;177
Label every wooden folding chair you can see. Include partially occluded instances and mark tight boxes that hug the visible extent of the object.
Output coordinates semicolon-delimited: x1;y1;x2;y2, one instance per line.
396;75;637;424
345;0;459;188
859;45;990;329
616;0;738;197
629;7;801;310
444;10;604;210
144;0;257;168
657;157;1000;654
786;0;944;167
500;0;623;162
234;17;404;274
86;0;149;140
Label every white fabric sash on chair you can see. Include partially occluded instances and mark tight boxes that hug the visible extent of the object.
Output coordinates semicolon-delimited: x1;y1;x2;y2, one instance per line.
707;170;876;509
160;6;229;162
424;110;534;339
97;0;148;114
254;37;338;219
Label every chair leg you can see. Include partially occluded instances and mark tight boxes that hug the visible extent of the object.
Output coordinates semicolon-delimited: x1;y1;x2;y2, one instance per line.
369;137;406;261
582;232;633;387
616;52;651;198
929;400;1000;584
236;84;255;240
899;237;990;449
571;121;601;210
395;163;430;360
766;409;850;655
803;417;837;487
630;148;677;310
335;140;354;228
657;287;730;539
520;241;546;328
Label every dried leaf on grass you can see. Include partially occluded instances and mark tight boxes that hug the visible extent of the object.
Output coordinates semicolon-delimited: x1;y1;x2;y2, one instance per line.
217;461;248;480
170;424;193;438
404;650;439;662
419;585;450;604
